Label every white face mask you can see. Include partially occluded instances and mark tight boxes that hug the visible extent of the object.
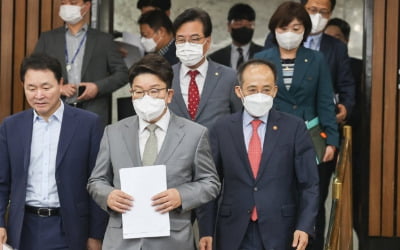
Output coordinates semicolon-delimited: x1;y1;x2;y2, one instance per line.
310;13;328;34
141;37;158;53
59;5;85;25
242;93;274;117
275;31;304;50
132;95;166;122
176;42;205;67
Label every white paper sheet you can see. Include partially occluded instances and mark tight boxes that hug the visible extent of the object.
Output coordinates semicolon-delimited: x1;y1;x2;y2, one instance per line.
119;165;170;239
2;243;13;250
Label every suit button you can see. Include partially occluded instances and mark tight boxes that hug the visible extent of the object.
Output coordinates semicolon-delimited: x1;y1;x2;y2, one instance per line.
292;105;298;110
254;187;258;192
247;209;251;214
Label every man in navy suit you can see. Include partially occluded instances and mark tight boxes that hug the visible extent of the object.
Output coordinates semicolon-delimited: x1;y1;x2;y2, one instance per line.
198;59;319;250
0;53;107;250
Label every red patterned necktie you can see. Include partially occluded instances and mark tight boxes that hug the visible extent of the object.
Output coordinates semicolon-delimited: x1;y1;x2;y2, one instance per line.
188;70;200;120
248;119;262;221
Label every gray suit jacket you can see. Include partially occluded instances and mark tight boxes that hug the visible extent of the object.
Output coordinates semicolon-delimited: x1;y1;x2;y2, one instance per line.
169;60;242;130
34;26;128;125
87;112;220;250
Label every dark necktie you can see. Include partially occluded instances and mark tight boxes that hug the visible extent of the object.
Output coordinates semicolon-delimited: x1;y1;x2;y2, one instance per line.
248;119;262;221
237;47;244;69
188;70;200;120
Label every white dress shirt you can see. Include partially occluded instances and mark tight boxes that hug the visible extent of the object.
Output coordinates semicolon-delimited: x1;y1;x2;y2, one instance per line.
242;110;269;151
138;109;171;160
304;32;323;51
26;101;64;207
179;59;209;107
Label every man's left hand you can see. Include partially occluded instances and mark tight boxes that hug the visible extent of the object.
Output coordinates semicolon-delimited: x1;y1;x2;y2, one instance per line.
336;104;347;124
87;237;102;250
77;82;99;101
152;188;182;214
292;230;308;250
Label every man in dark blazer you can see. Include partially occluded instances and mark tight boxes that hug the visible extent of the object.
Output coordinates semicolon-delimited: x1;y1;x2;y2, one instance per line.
169;8;242;131
34;0;128;125
209;3;263;71
0;54;107;249
198;59;319;250
138;9;179;65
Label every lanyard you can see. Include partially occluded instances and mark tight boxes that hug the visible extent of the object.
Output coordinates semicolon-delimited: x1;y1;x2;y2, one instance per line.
65;31;87;72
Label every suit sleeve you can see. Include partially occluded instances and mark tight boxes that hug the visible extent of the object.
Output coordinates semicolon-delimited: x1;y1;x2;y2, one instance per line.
317;54;340;147
293;120;319;237
87;116;109;239
334;43;355;119
87;126;116;212
0;121;11;228
196;123;223;238
93;34;128;97
175;128;220;212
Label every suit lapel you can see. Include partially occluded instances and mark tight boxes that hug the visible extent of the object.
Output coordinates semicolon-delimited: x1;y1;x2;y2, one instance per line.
81;28;94;79
172;64;191;119
256;109;281;182
290;46;313;94
56;105;79;169
155;113;185;164
22;111;34;171
121;117;142;166
196;61;220;119
54;28;68;81
229;112;255;179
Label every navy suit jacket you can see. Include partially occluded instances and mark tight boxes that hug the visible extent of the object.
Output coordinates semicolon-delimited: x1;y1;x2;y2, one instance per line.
0;105;108;249
254;46;339;147
169;60;242;130
198;109;319;250
264;33;355;118
208;42;264;68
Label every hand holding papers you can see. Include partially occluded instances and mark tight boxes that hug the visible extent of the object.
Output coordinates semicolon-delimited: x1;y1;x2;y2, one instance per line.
119;165;170;239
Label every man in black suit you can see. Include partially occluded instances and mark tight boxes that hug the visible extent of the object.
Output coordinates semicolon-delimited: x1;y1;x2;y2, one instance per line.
138;10;179;65
208;3;263;71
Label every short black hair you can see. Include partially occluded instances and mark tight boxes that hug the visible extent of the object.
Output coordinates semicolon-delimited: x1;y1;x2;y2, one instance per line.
173;8;212;37
327;18;351;41
20;53;62;83
138;10;173;34
128;54;173;89
269;1;312;44
227;3;256;22
237;59;277;86
137;0;171;11
300;0;336;11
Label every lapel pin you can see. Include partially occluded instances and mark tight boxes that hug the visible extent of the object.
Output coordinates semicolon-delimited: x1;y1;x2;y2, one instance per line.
215;72;219;76
304;59;308;62
273;125;278;130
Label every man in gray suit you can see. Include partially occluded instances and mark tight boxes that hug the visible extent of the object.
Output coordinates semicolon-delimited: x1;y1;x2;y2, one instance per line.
34;0;128;125
87;54;220;250
169;8;242;130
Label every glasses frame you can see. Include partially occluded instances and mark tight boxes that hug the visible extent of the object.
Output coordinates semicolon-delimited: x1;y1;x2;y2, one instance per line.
129;87;167;99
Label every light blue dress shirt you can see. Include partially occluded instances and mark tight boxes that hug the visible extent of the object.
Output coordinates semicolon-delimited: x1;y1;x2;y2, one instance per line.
304;32;323;51
26;101;64;207
242;110;268;151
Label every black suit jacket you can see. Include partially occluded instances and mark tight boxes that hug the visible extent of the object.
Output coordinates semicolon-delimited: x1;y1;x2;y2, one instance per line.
264;33;355;118
208;42;263;68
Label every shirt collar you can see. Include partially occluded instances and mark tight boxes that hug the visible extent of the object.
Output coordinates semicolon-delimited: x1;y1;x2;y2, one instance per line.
65;23;88;35
306;32;323;46
242;109;269;127
33;100;64;123
181;58;209;78
138;108;171;133
158;39;174;56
